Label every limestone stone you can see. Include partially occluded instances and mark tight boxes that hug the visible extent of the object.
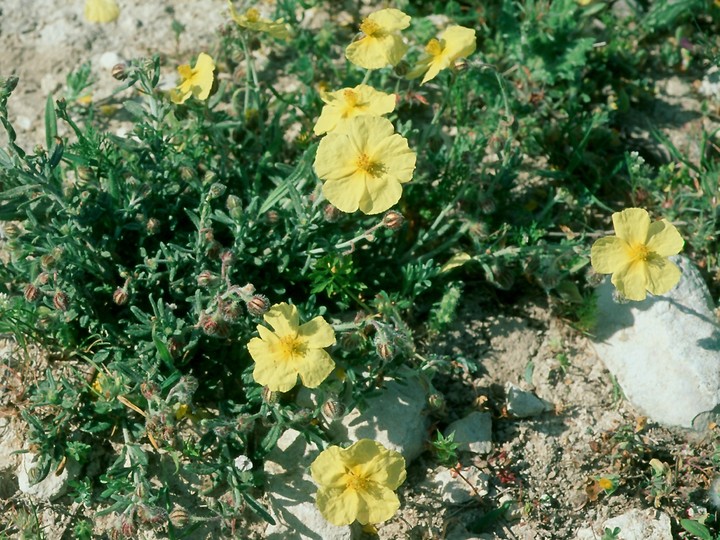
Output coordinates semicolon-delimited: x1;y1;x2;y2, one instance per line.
592;256;720;428
445;412;493;455
505;383;552;418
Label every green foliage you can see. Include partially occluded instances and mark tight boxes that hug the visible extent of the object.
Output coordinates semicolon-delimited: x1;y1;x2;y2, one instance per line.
1;0;720;535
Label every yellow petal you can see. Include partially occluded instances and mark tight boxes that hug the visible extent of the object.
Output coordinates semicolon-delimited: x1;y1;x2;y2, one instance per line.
441;252;472;273
368;8;411;33
316;487;360;525
311;446;349;488
441;25;477;61
296;348;335;388
590;236;629;274
359;177;403;214
369;132;416;184
298;316;336;348
355;483;401;524
263;302;299;337
192;53;216;100
611;260;648;301
346;35;408;70
347;440;406;489
645;256;682;296
85;0;120;23
322;175;368;213
612;208;650;245
646;220;684;257
314;133;361;181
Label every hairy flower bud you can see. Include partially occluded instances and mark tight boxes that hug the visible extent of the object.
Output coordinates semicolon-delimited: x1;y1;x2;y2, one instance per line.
53;291;69;311
146;217;161;235
2;222;22;239
323;203;342;223
262;386;279;404
136;504;167;525
111;63;128;81
322;399;346;420
219;300;242;322
196;270;220;288
169;507;189;528
246;294;269;317
140;381;160;400
382;210;405;230
113;287;129;306
208;182;227;200
427;393;447;413
24;284;41;303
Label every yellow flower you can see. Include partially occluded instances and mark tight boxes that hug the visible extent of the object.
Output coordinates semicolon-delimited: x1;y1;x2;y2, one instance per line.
247;303;335;392
407;25;476;85
313;85;396;136
313;116;416;215
590;208;684;301
170;53;216;105
311;439;406;526
84;0;120;23
345;8;411;70
228;1;291;41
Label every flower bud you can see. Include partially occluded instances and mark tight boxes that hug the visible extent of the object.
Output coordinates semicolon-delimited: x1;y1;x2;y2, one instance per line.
226;194;243;219
220;301;242;322
322;399;346;420
382;210;404;230
140;381;160;400
24;284;41;303
246;294;269;317
169;506;189;528
146;217;161;235
393;60;409;77
76;166;94;185
196;270;220;288
113;287;129;306
2;222;21;239
427;393;447;413
36;272;50;285
323;204;342;223
53;291;69;311
136;504;167;525
40;254;57;270
111;63;128;81
262;386;279;404
167;337;184;359
207;182;227;200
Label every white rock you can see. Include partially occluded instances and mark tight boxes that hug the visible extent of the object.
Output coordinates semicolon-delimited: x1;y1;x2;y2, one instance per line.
699;66;720;100
576;508;672;540
505;383;552;418
433;466;489;504
329;371;429;461
263;429;359;540
98;52;123;70
17;452;77;501
445;412;493;455
591;256;720;428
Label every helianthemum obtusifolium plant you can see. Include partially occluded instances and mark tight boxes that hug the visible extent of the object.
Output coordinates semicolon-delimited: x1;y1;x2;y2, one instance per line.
0;0;717;536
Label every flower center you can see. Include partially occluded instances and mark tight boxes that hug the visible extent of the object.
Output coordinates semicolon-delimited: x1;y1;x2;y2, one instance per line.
355;153;385;177
245;8;260;22
345;469;369;492
341;90;363;117
279;334;305;360
629;243;651;262
359;18;382;37
425;38;444;57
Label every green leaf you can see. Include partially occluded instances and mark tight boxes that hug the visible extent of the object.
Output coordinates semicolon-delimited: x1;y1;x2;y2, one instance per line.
680;519;713;540
45;94;57;151
242;492;276;525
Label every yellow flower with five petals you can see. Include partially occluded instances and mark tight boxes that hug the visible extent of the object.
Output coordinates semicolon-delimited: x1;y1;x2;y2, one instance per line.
247;303;335;392
228;1;291;41
313;116;416;215
311;439;406;526
313;85;396;136
590;208;684;301
407;25;476;85
345;8;411;70
170;53;215;105
84;0;120;23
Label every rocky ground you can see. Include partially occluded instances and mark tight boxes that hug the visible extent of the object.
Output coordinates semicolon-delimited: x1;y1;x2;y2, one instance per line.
2;1;720;539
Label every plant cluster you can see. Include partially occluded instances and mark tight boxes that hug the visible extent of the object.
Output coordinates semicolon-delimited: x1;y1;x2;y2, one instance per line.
2;0;720;537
